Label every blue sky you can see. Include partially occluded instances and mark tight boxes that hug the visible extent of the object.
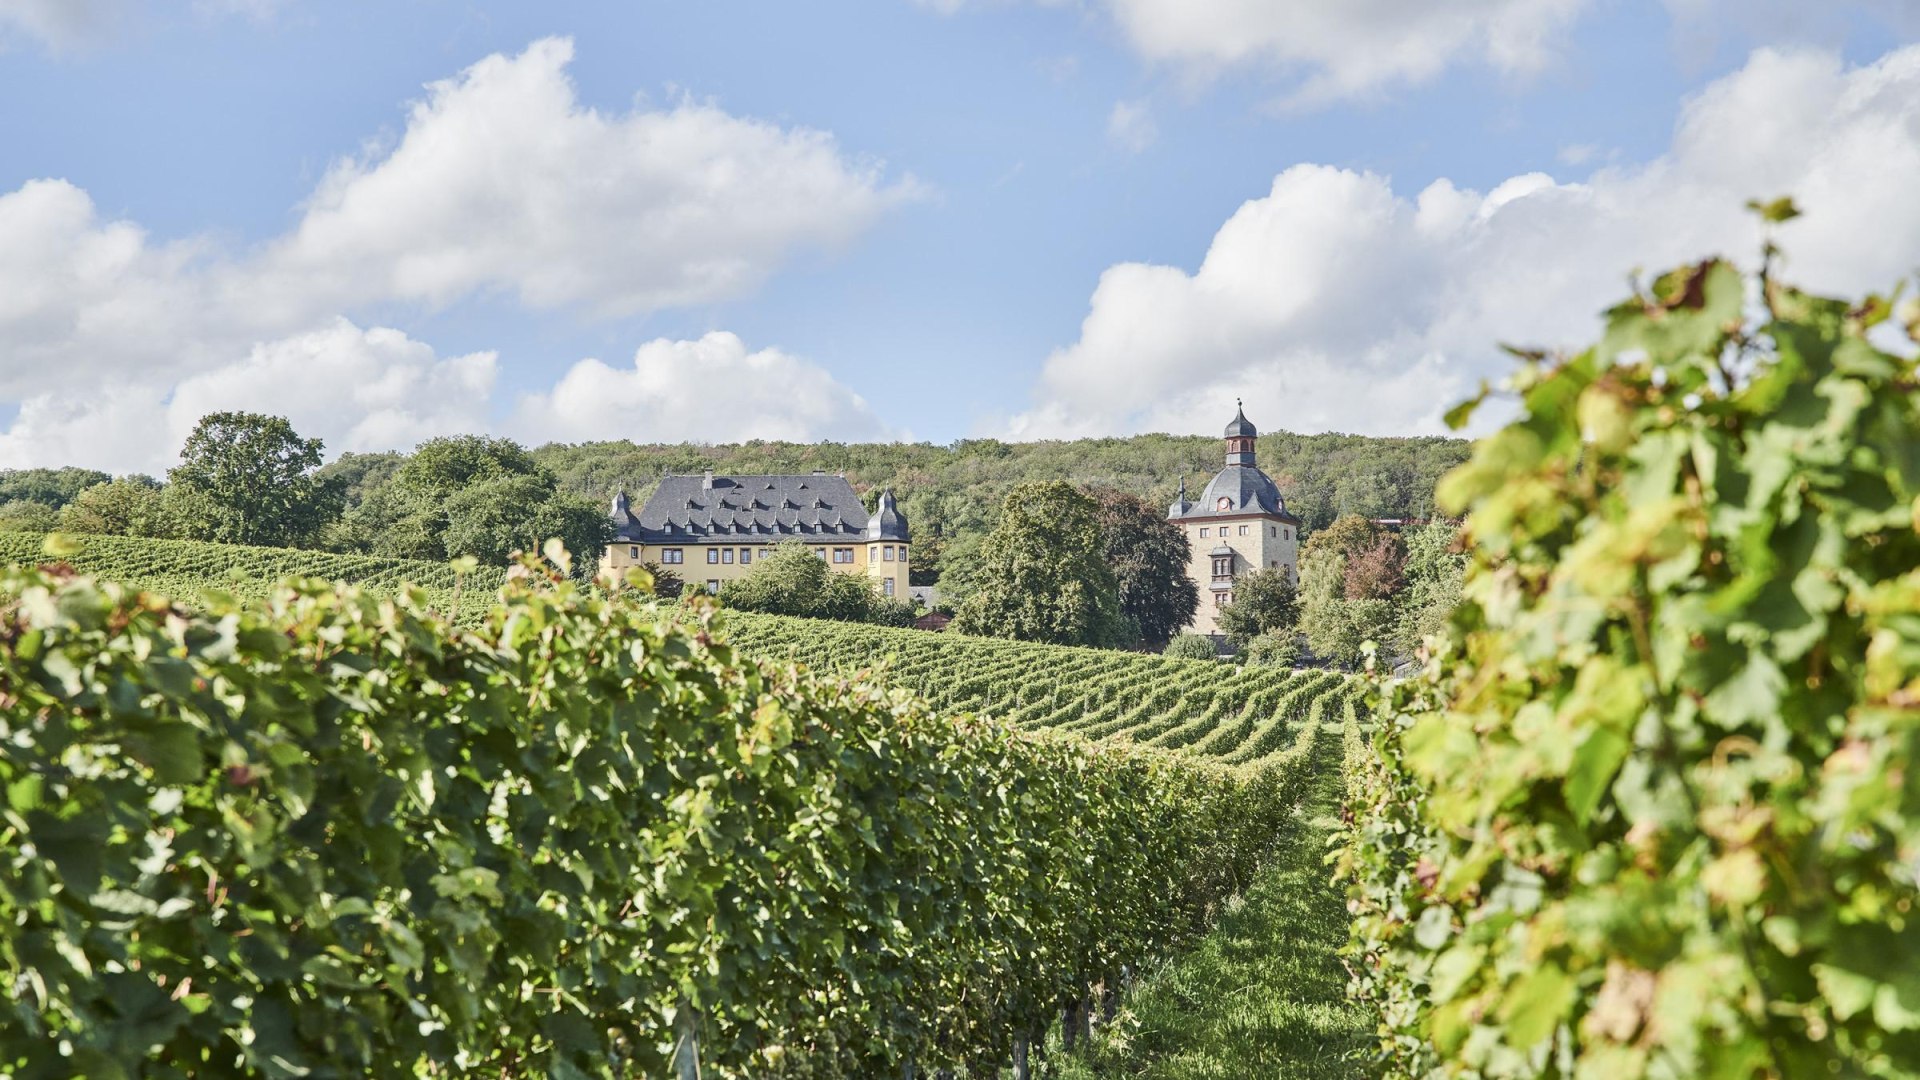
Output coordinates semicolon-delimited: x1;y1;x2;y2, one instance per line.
1;0;1917;472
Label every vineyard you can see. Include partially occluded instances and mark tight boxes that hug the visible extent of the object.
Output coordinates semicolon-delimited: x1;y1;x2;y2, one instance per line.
0;531;507;619
724;612;1363;768
0;542;1368;1078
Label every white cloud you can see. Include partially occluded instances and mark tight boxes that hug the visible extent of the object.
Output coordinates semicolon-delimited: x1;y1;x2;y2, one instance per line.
0;321;497;474
1106;99;1157;153
1008;45;1920;439
1105;0;1588;101
928;0;1590;101
0;0;124;48
265;37;911;318
0;36;906;472
0;179;267;397
512;332;897;446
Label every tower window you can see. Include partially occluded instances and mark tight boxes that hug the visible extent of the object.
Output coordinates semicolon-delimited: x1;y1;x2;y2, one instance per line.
1238;525;1248;536
1199;527;1209;538
628;546;638;559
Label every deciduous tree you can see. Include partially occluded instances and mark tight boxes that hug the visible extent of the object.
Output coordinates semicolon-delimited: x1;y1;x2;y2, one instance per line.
1091;487;1197;647
720;539;880;622
1214;566;1299;648
167;412;341;547
57;477;166;537
951;481;1131;648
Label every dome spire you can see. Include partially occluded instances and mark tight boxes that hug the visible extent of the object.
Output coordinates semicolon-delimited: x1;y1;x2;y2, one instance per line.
1224;402;1257;465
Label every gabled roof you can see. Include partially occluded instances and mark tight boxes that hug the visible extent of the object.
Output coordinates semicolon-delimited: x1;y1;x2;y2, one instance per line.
614;473;910;545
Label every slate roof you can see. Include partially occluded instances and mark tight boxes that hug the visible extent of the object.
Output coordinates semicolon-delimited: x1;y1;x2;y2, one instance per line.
612;473;910;545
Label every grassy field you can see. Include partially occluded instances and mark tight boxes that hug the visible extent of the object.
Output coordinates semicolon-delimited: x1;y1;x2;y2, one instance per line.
1050;725;1370;1079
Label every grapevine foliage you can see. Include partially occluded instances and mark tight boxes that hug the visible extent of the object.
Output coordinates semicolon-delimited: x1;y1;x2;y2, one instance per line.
723;611;1363;769
0;531;505;621
1339;255;1920;1077
2;557;1314;1077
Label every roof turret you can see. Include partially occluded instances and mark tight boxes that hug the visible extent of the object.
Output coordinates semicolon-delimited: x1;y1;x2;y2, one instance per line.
1225;400;1256;439
864;487;911;542
1168;475;1192;518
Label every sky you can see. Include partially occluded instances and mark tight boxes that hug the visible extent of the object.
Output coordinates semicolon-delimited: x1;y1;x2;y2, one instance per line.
1;0;1918;474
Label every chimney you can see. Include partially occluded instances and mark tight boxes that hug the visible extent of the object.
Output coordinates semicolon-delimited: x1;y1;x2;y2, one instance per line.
702;469;714;491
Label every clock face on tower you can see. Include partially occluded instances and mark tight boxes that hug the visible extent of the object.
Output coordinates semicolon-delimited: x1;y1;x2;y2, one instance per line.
1216;496;1232;510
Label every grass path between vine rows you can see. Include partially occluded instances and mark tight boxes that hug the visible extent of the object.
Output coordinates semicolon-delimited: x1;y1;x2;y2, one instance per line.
1052;727;1371;1080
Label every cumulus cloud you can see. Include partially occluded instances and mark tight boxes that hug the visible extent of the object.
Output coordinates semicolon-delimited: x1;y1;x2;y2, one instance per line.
1007;45;1920;439
0;320;497;474
0;36;905;471
1106;99;1157;152
511;332;897;447
265;37;911;317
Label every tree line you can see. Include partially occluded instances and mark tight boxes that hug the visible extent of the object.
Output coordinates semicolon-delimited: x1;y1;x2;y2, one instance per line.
0;413;1467;654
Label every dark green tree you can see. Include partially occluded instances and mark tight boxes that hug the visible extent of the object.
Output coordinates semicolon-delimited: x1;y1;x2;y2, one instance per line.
0;500;58;532
1163;633;1218;660
167;412;341;547
719;539;879;622
1091;487;1197;647
1388;520;1464;655
57;477;166;537
441;475;611;568
951;481;1131;648
1214;565;1300;648
343;436;560;562
0;467;111;510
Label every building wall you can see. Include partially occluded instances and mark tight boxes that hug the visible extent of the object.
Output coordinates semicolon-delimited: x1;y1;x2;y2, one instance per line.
1174;515;1299;636
601;539;910;599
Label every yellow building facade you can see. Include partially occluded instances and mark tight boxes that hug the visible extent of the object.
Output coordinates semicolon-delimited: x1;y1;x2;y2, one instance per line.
1168;406;1302;637
601;472;910;599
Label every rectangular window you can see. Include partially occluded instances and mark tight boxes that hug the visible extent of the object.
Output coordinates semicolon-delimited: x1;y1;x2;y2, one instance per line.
816;548;827;560
663;548;684;564
721;549;734;564
740;548;751;565
1199;527;1209;538
883;578;895;597
1271;526;1277;537
883;545;895;562
1214;592;1227;608
896;545;906;560
628;546;638;559
833;548;854;564
706;580;719;593
707;549;719;564
869;546;878;561
1238;525;1249;536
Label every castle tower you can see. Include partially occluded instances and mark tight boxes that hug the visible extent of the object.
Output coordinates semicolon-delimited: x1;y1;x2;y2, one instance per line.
1166;403;1302;636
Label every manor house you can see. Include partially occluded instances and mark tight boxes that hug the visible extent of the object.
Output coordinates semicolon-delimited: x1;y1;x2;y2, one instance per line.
601;471;910;598
1168;405;1302;636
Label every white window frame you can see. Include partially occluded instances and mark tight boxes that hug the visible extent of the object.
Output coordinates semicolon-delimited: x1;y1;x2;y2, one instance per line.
706;548;720;564
663;548;684;564
721;549;734;564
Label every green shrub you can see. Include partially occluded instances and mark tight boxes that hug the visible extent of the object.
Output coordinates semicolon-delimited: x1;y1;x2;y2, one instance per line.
0;557;1296;1077
1240;630;1300;668
1163;633;1219;660
1339;248;1920;1076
